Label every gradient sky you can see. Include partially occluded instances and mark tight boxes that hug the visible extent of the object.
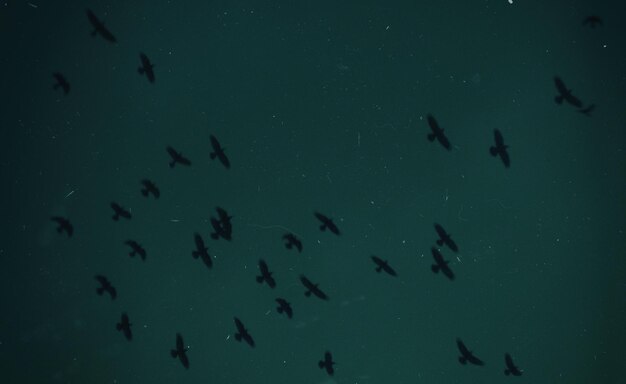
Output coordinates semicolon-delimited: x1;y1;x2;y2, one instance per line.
1;1;625;383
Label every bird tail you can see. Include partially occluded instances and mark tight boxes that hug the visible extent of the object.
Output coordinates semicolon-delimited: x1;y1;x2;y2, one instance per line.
256;275;264;283
138;67;144;74
97;288;104;295
427;133;436;142
210;152;216;159
235;333;242;342
141;188;148;196
489;146;498;156
116;323;122;331
431;265;440;273
505;369;510;376
554;95;563;104
318;361;325;369
170;349;178;358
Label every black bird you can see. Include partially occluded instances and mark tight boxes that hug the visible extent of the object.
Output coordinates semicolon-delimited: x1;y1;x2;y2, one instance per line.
371;255;397;276
116;313;132;341
111;202;131;221
426;114;452;150
434;223;459;252
489;129;510;168
256;259;276;288
275;298;293;319
456;338;484;366
216;207;232;226
50;216;73;237
166;146;191;168
95;275;117;300
282;233;303;252
86;9;117;43
578;104;595;117
124;240;146;261
314;212;340;235
431;247;455;281
210;207;232;241
554;77;583;109
192;233;212;269
504;353;523;376
210;218;229;241
209;135;230;169
140;179;160;198
233;317;255;348
137;53;155;83
170;333;189;369
52;73;70;95
582;15;603;28
318;351;336;376
300;275;329;300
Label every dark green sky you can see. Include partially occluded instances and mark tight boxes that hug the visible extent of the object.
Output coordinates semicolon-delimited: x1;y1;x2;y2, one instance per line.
1;1;625;383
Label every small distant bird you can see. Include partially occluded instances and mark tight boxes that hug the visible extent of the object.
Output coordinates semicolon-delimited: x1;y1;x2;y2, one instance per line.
282;233;303;252
582;16;602;28
52;73;70;95
314;212;340;235
137;53;155;83
166;146;191;168
86;9;117;43
504;353;523;376
489;129;511;168
209;135;230;169
233;317;255;348
256;259;276;288
50;216;73;237
170;333;190;369
140;179;160;198
370;255;397;276
275;298;293;319
318;351;336;376
116;313;132;341
94;275;117;300
456;338;485;366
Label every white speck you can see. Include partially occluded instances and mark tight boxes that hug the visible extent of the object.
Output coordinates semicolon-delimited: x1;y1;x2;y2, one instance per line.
385;25;390;30
28;2;38;8
508;0;513;4
265;310;271;315
64;190;75;199
226;335;230;340
170;219;180;223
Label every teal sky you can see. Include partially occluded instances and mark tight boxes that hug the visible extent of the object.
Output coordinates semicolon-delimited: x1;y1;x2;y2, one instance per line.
1;1;625;383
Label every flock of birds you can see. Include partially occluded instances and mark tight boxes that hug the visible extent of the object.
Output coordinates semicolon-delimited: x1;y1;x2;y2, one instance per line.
47;7;602;380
